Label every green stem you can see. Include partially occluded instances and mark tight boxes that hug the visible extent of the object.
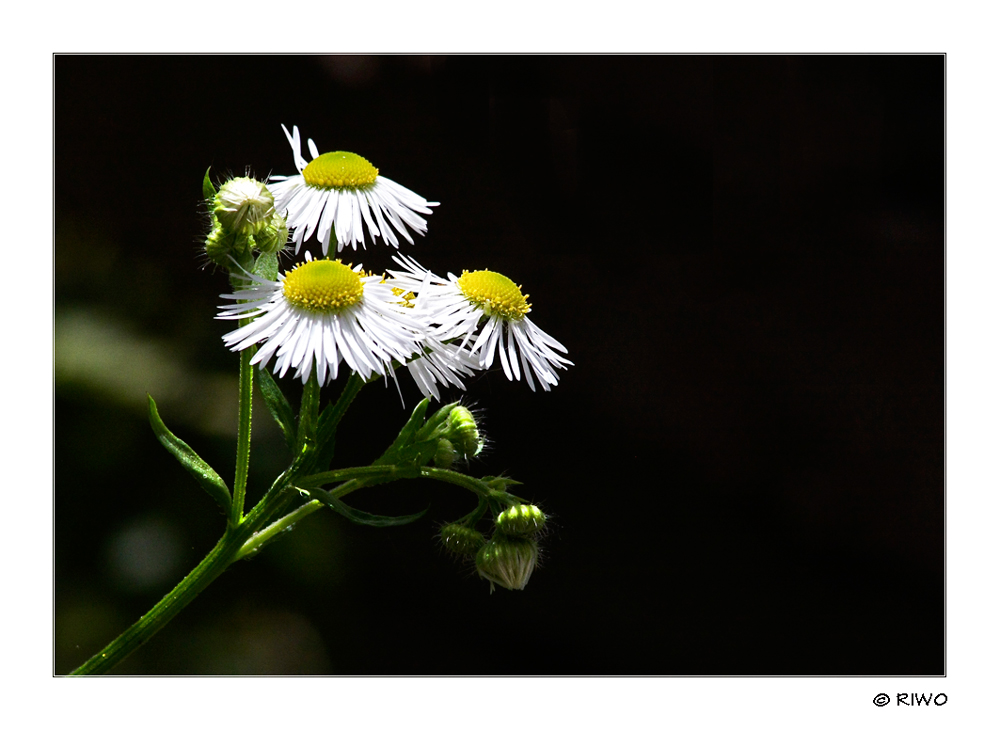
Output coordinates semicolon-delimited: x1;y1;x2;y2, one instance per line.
70;365;370;675
296;464;419;490
68;474;292;676
231;340;255;526
458;495;490;527
69;534;236;675
418;467;496;499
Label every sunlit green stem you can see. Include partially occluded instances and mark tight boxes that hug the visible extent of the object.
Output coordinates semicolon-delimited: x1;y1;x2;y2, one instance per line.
419;467;518;504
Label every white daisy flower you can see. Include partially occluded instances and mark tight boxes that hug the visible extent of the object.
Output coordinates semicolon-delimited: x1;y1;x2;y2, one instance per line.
217;255;475;401
218;254;421;385
268;124;438;256
389;255;573;392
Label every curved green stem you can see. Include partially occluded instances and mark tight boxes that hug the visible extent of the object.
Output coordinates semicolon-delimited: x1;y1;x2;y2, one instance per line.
419;467;501;500
457;495;490;527
69;473;292;676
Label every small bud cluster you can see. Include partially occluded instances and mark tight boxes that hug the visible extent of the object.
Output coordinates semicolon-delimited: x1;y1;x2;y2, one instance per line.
412;401;550;593
425;404;484;468
204;175;289;271
440;495;547;593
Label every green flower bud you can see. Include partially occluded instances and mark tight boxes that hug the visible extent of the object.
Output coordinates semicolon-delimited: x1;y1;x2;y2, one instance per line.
447;405;483;459
440;523;486;556
475;534;539;592
213;177;275;236
205;220;252;267
433;438;457;469
495;503;546;536
253;214;289;255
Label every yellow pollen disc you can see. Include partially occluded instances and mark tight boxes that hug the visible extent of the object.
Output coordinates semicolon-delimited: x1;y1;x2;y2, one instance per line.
302;151;379;189
456;270;531;321
282;259;364;313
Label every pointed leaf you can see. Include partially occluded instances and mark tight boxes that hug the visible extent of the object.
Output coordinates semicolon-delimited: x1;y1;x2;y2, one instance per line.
392;440;439;469
375;398;430;466
202;167;216;201
148;395;230;514
257;367;296;450
482;475;524;490
415;401;459;442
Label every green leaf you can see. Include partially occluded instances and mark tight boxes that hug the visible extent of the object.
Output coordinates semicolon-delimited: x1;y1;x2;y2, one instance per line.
313;427;337;473
415;401;459;442
375;398;430;466
313;372;365;469
392;440;439;469
252;251;279;282
257;367;296;450
302;486;428;527
202;167;216;201
147;395;230;514
482;475;524;490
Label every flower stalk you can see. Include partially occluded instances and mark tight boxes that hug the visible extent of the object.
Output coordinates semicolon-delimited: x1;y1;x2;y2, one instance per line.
231;341;255;526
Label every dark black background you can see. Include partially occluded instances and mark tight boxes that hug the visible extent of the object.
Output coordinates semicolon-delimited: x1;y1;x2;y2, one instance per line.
54;55;944;675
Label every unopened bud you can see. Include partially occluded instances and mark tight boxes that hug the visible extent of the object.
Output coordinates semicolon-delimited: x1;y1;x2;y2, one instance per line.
440;523;486;556
495;504;546;536
253;214;289;255
447;405;483;459
205;221;252;267
475;534;539;591
433;438;457;468
214;177;275;236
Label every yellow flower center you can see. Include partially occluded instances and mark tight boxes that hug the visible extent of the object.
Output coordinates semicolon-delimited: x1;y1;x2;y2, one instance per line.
282;259;364;313
391;287;417;308
302;151;379;189
456;270;531;321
